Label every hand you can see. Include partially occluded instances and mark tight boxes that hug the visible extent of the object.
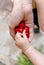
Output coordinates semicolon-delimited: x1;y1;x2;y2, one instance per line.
9;0;33;41
15;30;30;51
9;0;24;39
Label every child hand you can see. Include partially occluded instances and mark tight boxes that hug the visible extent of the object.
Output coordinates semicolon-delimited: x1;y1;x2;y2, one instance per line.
15;30;30;51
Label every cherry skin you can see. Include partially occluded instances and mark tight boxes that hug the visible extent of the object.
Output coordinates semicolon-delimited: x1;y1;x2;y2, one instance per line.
19;28;24;33
15;21;30;38
25;26;29;32
19;22;25;28
15;28;19;33
26;32;29;38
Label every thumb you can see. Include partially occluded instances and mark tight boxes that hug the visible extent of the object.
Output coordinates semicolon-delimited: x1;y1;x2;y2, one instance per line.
23;30;28;39
29;28;34;42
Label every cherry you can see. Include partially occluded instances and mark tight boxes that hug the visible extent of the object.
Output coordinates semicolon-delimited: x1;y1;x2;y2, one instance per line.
25;26;29;32
15;21;30;38
15;28;19;33
26;32;29;38
19;22;25;28
19;28;24;33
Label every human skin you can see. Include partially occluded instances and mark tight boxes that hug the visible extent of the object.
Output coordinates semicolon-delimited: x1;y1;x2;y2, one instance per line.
35;0;44;32
9;0;44;65
9;0;33;41
15;31;44;65
9;0;44;40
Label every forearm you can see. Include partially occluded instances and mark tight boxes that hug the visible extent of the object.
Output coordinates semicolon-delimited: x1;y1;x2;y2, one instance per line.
24;46;44;65
36;0;44;31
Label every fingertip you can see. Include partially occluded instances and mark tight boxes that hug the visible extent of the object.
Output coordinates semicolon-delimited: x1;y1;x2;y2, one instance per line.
17;32;22;35
23;30;27;38
23;30;26;35
29;33;33;42
16;32;23;40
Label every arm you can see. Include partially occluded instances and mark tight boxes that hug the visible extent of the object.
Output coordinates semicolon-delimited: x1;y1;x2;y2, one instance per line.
15;31;44;65
35;0;44;32
26;1;44;64
24;46;44;65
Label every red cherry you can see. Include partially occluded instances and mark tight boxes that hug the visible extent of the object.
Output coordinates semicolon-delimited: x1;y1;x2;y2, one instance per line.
19;28;24;33
15;28;19;33
26;32;29;38
19;22;25;28
25;26;29;32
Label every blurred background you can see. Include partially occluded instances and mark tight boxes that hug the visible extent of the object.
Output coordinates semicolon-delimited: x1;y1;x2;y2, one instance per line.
0;0;13;32
0;0;21;65
0;0;44;65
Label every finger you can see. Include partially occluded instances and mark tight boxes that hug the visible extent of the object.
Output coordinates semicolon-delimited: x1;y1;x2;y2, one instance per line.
15;36;19;42
9;1;24;27
16;32;22;39
15;36;18;42
8;3;24;39
23;30;27;39
25;9;34;41
15;36;20;46
16;32;23;40
29;33;33;42
24;4;33;30
29;28;33;42
9;26;15;40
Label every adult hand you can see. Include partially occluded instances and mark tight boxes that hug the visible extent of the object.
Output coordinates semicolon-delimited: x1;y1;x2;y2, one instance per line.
9;0;33;41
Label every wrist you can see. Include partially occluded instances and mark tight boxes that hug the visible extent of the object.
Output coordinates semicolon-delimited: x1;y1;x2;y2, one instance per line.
23;45;32;54
22;43;32;52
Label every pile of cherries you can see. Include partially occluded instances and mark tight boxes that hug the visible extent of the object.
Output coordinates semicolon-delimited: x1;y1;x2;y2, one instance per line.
15;21;30;38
